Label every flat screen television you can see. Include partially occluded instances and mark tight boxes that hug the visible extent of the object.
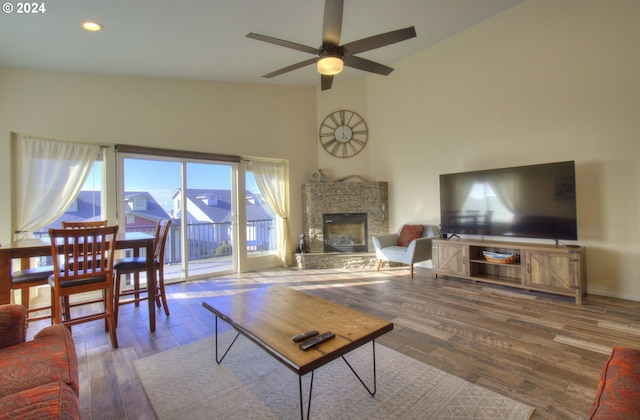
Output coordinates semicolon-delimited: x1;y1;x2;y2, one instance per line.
439;161;577;241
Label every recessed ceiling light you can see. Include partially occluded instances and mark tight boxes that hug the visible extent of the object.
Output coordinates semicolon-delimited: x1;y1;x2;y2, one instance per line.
82;21;103;32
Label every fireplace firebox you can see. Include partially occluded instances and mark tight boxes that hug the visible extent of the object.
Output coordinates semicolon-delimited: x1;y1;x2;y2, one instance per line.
323;213;368;253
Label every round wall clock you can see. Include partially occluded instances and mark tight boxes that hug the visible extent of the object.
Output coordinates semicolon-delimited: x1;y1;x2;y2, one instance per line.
319;110;368;158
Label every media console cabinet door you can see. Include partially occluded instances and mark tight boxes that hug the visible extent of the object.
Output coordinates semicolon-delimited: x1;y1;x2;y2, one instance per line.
523;249;577;295
434;241;468;277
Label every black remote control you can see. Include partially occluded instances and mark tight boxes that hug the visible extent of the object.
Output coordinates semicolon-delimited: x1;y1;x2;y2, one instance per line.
299;332;335;351
292;330;319;343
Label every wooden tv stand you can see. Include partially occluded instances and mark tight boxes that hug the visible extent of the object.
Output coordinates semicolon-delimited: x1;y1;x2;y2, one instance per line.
432;238;587;304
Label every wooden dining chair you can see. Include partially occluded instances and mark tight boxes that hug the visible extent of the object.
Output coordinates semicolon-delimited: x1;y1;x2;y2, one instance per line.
48;225;120;348
62;220;108;229
113;219;172;327
61;220;110;270
9;257;54;322
114;219;161;310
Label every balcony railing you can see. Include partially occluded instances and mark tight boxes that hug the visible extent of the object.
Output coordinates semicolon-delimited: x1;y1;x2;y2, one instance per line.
34;219;275;264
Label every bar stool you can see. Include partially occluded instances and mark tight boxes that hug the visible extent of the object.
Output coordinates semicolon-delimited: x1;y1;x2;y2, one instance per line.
11;260;54;322
61;220;108;229
2;239;53;322
113;219;172;327
48;225;120;348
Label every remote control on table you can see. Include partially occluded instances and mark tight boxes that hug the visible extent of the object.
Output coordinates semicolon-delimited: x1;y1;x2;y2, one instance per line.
299;332;335;351
292;330;319;343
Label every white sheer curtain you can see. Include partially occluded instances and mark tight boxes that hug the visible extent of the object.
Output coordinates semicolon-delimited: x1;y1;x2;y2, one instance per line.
14;136;101;239
250;160;291;267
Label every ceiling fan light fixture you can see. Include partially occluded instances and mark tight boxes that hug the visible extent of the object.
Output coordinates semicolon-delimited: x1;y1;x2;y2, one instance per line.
82;21;103;32
317;56;343;76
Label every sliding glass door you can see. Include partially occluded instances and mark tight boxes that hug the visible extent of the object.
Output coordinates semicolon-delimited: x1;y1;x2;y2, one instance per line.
120;156;237;282
184;162;235;277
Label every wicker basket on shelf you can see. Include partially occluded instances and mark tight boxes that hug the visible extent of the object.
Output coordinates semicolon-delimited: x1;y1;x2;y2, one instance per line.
482;251;519;264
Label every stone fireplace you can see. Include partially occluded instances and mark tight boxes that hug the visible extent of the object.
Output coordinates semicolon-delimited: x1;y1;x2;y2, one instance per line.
301;178;388;255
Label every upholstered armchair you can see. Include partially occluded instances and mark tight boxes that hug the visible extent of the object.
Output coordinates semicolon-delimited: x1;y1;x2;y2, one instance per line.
372;224;440;278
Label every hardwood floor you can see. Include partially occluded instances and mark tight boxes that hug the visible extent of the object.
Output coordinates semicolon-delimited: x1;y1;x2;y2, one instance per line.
27;266;640;419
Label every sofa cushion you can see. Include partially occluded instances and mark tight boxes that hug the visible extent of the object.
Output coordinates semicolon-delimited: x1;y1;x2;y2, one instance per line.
397;225;424;246
0;381;79;420
0;324;79;397
589;347;640;419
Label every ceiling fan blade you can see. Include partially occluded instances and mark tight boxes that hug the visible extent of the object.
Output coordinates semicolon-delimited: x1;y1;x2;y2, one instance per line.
246;33;318;55
343;55;394;76
321;74;334;91
342;26;416;55
263;58;318;79
322;0;343;46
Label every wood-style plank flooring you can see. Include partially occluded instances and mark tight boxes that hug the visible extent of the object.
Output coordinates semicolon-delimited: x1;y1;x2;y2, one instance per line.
26;266;640;419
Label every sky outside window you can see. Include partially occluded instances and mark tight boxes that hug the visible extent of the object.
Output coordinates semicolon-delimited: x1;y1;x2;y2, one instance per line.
83;159;258;213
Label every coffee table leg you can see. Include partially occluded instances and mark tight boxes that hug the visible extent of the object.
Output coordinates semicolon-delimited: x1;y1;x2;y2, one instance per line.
214;315;240;364
298;370;314;420
298;340;377;419
341;340;377;397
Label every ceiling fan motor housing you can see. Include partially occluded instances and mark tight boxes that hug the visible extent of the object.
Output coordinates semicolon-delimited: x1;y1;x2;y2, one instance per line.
319;45;345;60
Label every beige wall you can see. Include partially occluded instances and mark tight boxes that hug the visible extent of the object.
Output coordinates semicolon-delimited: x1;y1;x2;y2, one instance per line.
2;0;639;299
361;0;639;299
0;70;318;255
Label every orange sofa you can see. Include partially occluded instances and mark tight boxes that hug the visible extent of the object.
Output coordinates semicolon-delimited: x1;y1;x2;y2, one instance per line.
589;347;640;419
0;304;80;419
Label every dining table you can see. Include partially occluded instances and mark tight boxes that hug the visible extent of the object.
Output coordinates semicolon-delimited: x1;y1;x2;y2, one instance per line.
0;231;157;332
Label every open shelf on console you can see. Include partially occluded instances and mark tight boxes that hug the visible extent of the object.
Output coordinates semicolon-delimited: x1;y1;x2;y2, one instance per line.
470;265;521;284
469;244;522;283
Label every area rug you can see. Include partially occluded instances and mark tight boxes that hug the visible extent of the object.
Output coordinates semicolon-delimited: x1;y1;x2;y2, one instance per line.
134;333;534;419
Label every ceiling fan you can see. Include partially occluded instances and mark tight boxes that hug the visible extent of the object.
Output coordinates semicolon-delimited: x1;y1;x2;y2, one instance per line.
246;0;416;91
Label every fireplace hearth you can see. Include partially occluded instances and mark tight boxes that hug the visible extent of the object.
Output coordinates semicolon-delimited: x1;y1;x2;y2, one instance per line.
323;213;367;253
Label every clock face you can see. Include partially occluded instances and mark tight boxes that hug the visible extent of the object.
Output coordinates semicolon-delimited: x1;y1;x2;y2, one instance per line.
319;110;368;158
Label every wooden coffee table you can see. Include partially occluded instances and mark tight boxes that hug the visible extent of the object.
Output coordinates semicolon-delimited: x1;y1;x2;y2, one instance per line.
202;285;393;419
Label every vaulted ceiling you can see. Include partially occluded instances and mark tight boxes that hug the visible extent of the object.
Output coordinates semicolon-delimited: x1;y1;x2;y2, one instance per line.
0;0;525;88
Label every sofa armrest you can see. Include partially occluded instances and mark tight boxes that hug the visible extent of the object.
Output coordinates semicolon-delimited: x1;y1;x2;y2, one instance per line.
372;233;399;250
0;305;27;349
589;347;640;419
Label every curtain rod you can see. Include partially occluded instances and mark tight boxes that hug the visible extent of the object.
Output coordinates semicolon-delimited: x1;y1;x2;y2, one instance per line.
115;144;242;163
